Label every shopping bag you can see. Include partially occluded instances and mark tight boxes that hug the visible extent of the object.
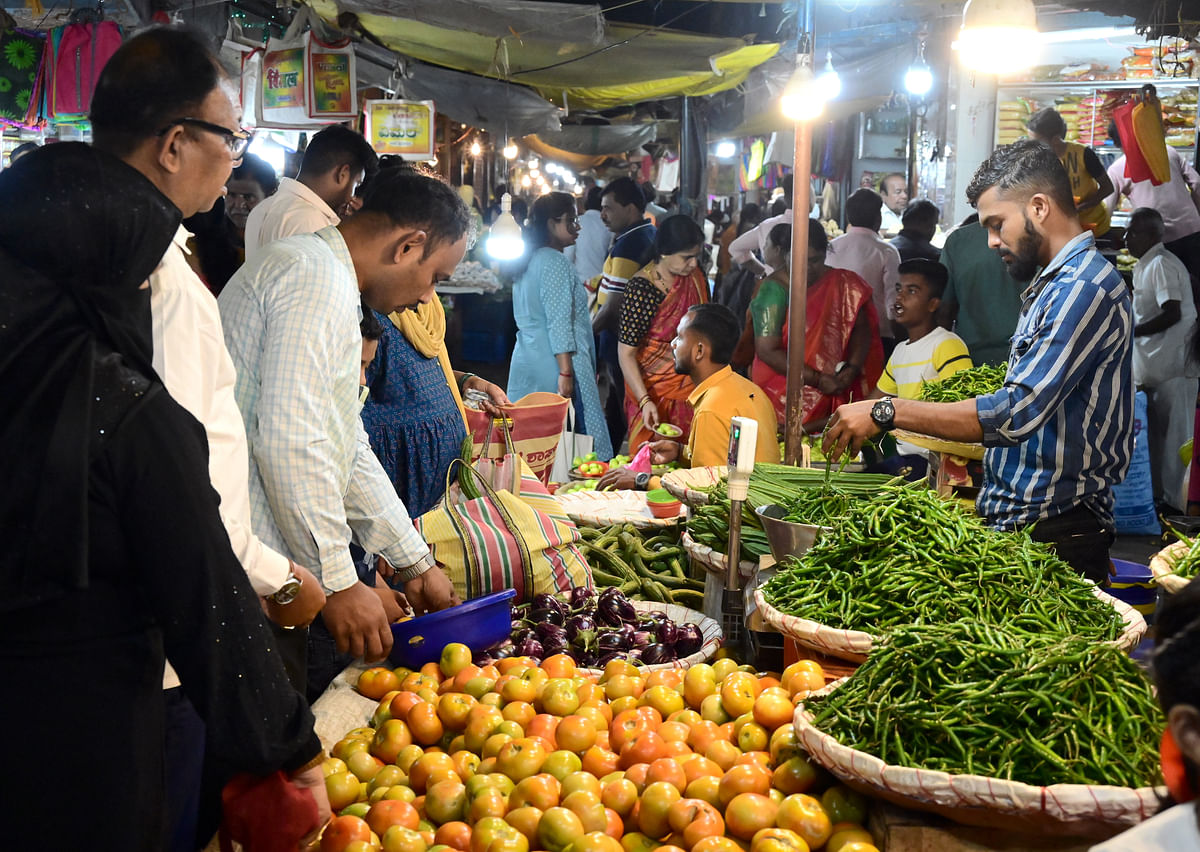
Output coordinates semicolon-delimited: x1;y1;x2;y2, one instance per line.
417;460;591;602
474;415;522;495
1113;391;1161;535
218;770;320;852
252;6;334;129
305;32;356;120
0;29;45;128
550;403;594;484
466;392;570;485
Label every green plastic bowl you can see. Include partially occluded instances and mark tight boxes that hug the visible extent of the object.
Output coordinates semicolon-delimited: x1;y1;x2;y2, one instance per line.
646;488;676;504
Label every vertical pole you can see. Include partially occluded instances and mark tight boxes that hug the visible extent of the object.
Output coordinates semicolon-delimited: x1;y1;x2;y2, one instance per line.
680;95;692;218
783;119;813;465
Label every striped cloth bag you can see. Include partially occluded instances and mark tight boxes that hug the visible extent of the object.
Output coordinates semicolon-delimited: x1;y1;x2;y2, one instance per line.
417;460;592;602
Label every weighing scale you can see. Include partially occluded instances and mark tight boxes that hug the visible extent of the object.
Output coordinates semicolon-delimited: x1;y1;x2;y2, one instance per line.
722;416;758;657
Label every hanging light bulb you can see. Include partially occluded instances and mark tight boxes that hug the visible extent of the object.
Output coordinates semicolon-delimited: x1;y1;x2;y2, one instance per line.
955;0;1038;75
817;51;841;101
714;141;737;159
781;55;825;122
905;39;934;96
520;174;532;189
470;140;482;157
503;142;519;159
486;193;525;260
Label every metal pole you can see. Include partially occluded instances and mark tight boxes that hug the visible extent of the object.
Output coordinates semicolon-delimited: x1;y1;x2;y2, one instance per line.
783;118;814;464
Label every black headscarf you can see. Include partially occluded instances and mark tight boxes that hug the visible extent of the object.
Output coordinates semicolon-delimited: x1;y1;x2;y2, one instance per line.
0;143;181;610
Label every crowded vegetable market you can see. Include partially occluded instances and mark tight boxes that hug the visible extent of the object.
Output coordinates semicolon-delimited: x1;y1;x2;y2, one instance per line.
6;0;1200;850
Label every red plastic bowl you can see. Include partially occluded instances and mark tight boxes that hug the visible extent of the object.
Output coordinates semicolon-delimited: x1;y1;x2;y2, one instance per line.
648;499;683;519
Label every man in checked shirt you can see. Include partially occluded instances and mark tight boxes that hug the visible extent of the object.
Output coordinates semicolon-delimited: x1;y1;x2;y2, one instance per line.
823;140;1133;584
220;169;466;689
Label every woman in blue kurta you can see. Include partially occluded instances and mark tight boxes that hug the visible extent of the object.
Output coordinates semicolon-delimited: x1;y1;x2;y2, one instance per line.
362;298;509;518
509;192;613;460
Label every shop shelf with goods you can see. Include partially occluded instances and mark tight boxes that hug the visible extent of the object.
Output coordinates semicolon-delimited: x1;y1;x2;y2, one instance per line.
855;105;910;195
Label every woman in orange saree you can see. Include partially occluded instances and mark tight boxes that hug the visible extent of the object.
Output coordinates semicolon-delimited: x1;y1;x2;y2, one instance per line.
617;215;709;451
751;219;884;429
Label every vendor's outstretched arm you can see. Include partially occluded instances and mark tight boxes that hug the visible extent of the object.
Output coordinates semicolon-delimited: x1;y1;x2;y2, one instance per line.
822;398;982;458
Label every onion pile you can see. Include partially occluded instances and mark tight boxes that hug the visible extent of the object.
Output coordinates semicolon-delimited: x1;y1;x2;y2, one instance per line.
474;588;704;668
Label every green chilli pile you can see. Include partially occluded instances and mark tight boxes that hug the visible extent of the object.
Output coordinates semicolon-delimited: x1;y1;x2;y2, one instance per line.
917;362;1007;402
760;482;1124;640
804;621;1163;788
1165;531;1200;580
685;465;896;563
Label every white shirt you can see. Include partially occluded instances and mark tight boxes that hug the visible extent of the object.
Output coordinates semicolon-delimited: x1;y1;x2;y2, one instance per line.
1089;804;1200;852
1106;149;1200;244
729;209;794;269
829;225;902;326
564;209;611;284
149;227;292;689
244;177;339;262
880;203;903;236
219;227;432;592
1132;242;1200;386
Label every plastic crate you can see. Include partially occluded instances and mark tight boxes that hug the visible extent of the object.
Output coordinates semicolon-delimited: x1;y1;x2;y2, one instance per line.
389;589;517;668
1110;558;1157;625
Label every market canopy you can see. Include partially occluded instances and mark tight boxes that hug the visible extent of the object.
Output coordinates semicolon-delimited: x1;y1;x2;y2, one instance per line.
309;0;778;110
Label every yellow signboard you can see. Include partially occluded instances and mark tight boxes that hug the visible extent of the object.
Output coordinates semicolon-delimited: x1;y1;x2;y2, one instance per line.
364;99;436;159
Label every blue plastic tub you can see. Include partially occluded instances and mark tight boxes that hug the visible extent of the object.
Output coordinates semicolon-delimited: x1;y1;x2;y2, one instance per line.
1109;559;1157;625
389;589;517;668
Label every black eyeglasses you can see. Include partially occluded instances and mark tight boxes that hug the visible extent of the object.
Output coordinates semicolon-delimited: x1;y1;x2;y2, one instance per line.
158;117;254;160
557;215;580;227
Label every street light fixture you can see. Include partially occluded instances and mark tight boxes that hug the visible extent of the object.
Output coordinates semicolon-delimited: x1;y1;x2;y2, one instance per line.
905;40;933;96
781;55;825;122
817;51;841;101
955;0;1038;75
486;193;525;260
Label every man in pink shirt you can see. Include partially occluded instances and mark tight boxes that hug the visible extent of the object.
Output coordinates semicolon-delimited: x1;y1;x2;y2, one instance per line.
829;188;901;352
1106;121;1200;293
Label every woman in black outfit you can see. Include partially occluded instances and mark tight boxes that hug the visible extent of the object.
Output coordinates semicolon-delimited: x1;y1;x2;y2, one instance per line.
0;143;329;849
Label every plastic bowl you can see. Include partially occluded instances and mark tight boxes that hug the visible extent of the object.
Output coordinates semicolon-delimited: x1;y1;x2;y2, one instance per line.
755;504;828;563
574;460;610;479
389;589;517;668
648;499;683;519
646;488;676;504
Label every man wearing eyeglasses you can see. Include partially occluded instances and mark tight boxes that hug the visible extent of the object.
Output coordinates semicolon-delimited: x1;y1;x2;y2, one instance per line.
90;28;330;852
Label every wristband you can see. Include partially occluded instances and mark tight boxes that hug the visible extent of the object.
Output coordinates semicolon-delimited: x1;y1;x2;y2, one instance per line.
560;372;574;378
457;372;477;392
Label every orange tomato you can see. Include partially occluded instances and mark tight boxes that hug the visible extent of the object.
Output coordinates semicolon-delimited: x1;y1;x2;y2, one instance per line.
495;738;548;783
561;790;608;833
409;702;447;746
468;788;509;824
527;714;560;749
371;719;414;765
718;763;772;808
504;806;544;842
604;807;624;839
619;731;669;769
426;778;469;825
601;778;638;817
581;746;620;778
752;694;795;732
451;750;482;781
705;740;741;772
685;776;722;809
636;781;682;840
560;770;603;800
824;828;875;852
692;835;744;852
359;667;403;701
509;773;561;811
719;673;761;718
557;715;599;753
657;721;690;744
667;797;725;849
623;762;649;794
775;795;832;850
320;815;373;852
541;654;577;679
772;757;819;795
410;752;457;793
538;806;586;852
367;799;421;836
725;793;779;840
750;828;810;852
572;831;625;852
389;691;424;723
682;756;723;785
439;694;479;731
435;821;474;851
644;758;687;793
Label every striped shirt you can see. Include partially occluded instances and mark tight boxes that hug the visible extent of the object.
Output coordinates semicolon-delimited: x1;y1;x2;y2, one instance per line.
594;220;655;304
975;231;1133;531
218;226;432;593
878;327;973;400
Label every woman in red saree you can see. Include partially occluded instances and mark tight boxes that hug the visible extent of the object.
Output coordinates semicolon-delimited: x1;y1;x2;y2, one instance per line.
617;215;709;450
751;219;884;429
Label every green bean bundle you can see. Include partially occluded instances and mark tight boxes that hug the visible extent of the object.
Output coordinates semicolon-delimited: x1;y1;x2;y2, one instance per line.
805;621;1163;788
917;363;1008;402
761;483;1124;640
685;467;896;563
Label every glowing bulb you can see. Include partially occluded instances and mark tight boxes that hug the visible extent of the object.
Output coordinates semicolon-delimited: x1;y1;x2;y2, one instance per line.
470;140;482;157
817;52;841;101
521;175;532;188
530;168;540;179
503;143;518;159
781;62;824;122
715;141;736;159
486;194;525;260
905;65;933;96
956;0;1038;74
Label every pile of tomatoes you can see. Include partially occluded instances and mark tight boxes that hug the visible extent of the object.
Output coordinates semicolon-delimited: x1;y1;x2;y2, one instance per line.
319;644;879;852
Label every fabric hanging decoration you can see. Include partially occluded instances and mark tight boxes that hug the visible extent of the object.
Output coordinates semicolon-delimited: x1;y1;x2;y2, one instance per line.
0;28;44;127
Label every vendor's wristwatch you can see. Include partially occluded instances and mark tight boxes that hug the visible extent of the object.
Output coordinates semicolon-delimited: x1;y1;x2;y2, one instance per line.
870;396;896;432
634;472;651;490
271;570;303;605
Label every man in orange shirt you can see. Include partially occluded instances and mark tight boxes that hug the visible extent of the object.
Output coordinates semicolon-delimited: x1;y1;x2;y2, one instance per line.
600;304;779;489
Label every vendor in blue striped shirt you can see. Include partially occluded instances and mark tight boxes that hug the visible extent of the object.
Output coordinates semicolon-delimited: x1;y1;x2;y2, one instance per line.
825;140;1133;584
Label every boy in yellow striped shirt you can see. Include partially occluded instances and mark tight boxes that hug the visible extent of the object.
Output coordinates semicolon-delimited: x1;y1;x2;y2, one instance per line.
872;259;973;464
